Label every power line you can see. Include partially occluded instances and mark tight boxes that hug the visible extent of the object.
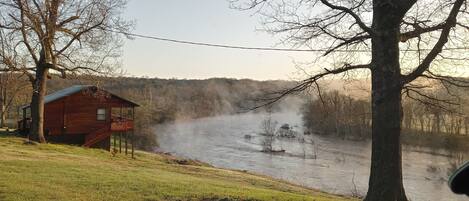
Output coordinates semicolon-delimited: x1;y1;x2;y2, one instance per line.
109;29;469;53
112;30;330;52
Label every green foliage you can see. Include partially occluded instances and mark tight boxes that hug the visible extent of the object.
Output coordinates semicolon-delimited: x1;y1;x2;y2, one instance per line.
0;135;353;201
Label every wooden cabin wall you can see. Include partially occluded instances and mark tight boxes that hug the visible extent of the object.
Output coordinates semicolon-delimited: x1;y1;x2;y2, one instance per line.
43;91;134;136
44;100;65;135
63;92;109;134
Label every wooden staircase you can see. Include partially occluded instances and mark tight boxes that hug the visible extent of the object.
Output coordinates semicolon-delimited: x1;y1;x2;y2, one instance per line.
83;126;111;148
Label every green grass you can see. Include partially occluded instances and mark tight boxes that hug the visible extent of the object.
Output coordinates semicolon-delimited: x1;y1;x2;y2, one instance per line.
0;133;354;201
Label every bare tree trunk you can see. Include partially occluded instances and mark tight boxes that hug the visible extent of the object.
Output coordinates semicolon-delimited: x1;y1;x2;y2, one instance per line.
365;7;408;201
0;105;5;128
456;117;462;135
435;112;441;134
0;77;5;128
403;105;412;133
29;65;48;143
418;116;424;134
464;117;469;135
0;99;4;128
0;86;6;128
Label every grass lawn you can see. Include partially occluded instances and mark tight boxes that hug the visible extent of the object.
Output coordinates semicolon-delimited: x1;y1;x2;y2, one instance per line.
0;133;354;201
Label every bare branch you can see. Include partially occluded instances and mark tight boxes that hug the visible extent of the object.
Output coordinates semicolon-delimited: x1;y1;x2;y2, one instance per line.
319;0;373;34
402;0;466;84
249;63;370;110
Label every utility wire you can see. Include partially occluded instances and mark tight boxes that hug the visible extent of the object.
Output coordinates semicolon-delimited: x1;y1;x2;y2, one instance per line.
111;30;329;52
109;29;469;53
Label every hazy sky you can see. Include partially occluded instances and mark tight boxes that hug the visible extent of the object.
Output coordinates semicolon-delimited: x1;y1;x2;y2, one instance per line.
122;0;313;80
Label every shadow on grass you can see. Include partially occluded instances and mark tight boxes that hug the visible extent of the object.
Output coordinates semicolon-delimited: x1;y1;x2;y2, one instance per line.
0;130;22;138
0;191;5;201
201;197;261;201
0;183;6;201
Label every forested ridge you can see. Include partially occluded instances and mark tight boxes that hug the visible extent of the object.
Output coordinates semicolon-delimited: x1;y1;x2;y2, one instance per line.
4;74;469;152
1;75;300;150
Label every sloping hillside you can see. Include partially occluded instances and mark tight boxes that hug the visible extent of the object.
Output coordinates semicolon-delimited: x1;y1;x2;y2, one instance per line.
0;134;353;201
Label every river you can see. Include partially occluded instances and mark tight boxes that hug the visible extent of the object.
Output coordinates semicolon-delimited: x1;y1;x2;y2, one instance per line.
154;112;468;201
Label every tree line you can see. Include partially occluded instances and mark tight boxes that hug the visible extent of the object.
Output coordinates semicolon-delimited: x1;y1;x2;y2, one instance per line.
0;74;298;150
302;86;469;151
302;90;371;140
232;0;469;199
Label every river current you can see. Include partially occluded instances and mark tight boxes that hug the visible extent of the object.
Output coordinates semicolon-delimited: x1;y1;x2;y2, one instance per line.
154;112;468;201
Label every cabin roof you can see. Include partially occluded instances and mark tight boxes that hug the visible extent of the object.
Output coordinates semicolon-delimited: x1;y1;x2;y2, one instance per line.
44;85;90;104
23;85;139;109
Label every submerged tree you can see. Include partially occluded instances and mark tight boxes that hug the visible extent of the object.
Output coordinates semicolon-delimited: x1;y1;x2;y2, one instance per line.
231;0;469;200
0;0;132;142
260;108;277;152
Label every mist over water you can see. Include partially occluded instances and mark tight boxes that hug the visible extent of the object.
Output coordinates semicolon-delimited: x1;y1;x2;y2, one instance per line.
154;112;468;201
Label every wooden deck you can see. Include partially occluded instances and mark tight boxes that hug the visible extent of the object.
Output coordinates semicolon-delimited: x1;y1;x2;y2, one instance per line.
111;118;134;132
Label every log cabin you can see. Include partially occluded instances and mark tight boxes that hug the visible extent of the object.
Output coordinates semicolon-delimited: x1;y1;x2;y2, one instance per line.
18;85;139;152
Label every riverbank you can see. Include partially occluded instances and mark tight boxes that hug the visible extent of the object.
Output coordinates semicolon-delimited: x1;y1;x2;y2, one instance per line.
154;112;468;201
0;133;353;201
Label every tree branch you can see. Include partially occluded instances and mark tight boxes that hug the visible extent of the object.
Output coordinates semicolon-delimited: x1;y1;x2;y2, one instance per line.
319;0;373;34
249;63;370;110
17;1;39;64
324;22;452;56
402;0;465;84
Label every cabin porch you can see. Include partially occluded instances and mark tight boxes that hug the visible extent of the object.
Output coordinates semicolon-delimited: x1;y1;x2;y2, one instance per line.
82;105;137;157
17;86;139;157
108;106;136;157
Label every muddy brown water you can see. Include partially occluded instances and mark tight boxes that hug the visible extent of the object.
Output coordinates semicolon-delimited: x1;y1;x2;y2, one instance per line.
154;112;468;201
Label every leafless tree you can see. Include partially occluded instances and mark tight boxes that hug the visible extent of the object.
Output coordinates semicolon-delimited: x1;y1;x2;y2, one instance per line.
0;0;132;142
231;0;469;200
303;90;371;139
0;72;29;128
260;109;277;152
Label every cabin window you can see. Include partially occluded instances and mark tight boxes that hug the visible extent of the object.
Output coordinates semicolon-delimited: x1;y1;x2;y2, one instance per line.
97;108;106;121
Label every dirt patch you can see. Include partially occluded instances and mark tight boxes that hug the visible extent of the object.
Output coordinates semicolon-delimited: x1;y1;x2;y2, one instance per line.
159;152;211;167
23;140;39;146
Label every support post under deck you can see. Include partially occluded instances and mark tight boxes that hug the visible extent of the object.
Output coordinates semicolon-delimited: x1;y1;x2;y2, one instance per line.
131;130;134;159
125;132;128;155
113;133;116;152
131;107;135;159
119;132;122;153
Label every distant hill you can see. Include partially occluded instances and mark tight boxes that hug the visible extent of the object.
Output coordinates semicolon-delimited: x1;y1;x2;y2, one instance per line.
9;75;366;150
48;77;303;121
317;78;371;99
46;77;305;149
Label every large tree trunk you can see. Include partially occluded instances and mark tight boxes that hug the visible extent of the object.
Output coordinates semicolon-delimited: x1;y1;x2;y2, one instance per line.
29;65;48;143
0;105;5;128
0;83;5;128
0;106;5;128
0;101;4;128
365;5;408;201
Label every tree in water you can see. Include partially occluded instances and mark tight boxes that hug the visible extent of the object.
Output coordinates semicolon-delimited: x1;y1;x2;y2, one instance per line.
231;0;469;200
260;108;278;152
0;0;132;142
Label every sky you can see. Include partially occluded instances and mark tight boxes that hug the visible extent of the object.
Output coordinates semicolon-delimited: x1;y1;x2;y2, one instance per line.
122;0;313;80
